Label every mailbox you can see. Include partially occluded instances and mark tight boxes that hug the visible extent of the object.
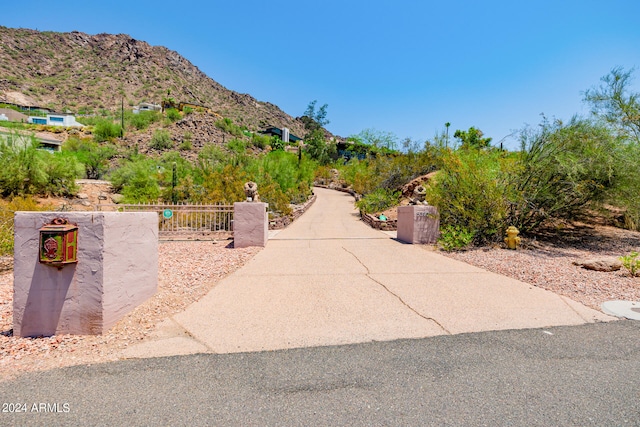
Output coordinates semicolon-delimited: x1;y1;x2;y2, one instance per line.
39;218;78;266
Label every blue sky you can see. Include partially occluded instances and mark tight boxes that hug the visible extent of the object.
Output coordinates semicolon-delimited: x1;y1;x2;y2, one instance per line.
3;0;639;149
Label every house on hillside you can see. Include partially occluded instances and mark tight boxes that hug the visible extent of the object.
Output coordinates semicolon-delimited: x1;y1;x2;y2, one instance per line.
259;126;302;143
133;102;161;114
28;113;84;127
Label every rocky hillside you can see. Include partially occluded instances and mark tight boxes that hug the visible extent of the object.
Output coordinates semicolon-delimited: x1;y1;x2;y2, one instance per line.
0;26;307;137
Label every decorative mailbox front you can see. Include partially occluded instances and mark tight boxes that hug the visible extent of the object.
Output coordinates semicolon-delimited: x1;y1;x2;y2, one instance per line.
39;218;78;266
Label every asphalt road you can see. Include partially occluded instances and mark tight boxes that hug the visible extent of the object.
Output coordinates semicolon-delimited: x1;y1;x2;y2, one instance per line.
1;321;639;426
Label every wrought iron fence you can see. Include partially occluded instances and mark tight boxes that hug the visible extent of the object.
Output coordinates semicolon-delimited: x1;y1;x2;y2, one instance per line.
96;203;234;239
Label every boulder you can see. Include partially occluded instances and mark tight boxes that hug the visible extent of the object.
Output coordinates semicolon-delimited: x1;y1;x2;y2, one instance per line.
572;257;622;272
110;194;125;204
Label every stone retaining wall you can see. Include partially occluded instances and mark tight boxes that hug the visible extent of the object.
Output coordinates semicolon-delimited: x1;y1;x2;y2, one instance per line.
268;193;317;230
361;212;398;231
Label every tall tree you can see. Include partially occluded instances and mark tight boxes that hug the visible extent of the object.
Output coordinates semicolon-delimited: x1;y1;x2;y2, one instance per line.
453;127;492;149
302;100;330;135
301;100;332;164
584;67;640;143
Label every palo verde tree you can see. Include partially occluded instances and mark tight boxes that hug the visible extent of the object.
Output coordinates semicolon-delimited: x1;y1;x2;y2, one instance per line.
302;100;333;164
584;66;640;143
453;127;492;149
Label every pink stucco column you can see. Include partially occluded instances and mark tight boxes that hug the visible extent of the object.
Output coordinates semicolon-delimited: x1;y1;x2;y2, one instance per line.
397;205;440;244
13;212;158;337
233;202;268;248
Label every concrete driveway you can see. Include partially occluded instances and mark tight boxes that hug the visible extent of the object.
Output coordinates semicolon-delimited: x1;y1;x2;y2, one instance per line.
122;187;613;358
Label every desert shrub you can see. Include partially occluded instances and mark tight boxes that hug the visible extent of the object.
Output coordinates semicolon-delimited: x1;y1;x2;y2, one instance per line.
200;164;248;204
63;138;117;179
227;138;247;154
149;129;173;150
338;158;380;195
215;118;244;137
197;144;230;173
0;135;81;196
603;140;640;230
270;136;285;151
355;187;400;214
109;158;161;203
426;148;510;245
508;117;620;232
251;133;270;149
0;196;54;256
438;225;475;251
246;150;315;209
93;119;122;142
127;110;161;130
619;252;640;277
258;174;292;215
165;108;181;122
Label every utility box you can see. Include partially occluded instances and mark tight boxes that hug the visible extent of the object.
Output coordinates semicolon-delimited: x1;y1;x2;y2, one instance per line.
39;217;78;266
14;212;158;337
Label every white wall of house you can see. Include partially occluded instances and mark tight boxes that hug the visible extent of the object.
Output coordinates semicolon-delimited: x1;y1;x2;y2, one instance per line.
27;114;84;127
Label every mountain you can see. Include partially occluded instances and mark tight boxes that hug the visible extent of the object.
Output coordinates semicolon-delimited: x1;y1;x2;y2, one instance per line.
0;26;308;139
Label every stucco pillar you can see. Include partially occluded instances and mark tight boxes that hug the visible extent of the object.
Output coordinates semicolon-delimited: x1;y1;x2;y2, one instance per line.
233;202;268;248
397;205;440;244
13;212;158;337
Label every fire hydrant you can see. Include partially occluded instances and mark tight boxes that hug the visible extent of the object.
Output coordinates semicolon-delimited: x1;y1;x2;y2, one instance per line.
504;225;521;250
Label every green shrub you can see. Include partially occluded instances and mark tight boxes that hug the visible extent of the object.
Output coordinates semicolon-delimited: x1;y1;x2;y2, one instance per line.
619;252;640;277
150;129;173;150
251;133;270;150
63;138;117;179
109;158;161;203
426;148;509;245
438;225;475;251
338;159;381;195
179;132;192;150
93;119;122;142
270;136;285;151
165;108;181;122
509;117;620;232
0;197;54;256
0;134;80;196
227;138;246;154
128;110;161;130
215;118;244;137
355;187;400;214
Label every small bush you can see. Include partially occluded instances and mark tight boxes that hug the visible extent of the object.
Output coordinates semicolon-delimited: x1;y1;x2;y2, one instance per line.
179;132;192;150
150;129;173;150
227;138;246;154
0;197;53;256
128;110;161;130
0;135;81;196
109;158;161;203
438;225;475;251
165;108;181;122
619;252;640;277
93;119;122;142
355;188;399;214
215;118;244;137
251;133;270;150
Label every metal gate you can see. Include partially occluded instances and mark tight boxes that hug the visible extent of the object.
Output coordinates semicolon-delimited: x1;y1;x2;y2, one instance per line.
96;203;234;240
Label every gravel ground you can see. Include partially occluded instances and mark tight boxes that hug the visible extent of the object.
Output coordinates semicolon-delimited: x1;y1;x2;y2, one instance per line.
442;223;640;310
0;241;260;381
1;222;638;382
